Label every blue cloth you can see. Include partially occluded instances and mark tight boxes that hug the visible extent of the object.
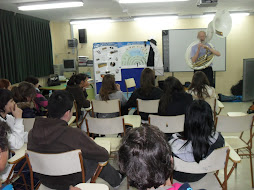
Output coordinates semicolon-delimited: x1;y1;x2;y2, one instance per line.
191;43;213;66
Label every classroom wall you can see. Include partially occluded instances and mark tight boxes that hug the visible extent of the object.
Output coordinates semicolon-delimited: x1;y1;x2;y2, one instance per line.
50;15;254;95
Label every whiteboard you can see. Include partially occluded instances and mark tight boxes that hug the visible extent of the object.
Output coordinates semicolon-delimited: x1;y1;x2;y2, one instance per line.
167;29;226;72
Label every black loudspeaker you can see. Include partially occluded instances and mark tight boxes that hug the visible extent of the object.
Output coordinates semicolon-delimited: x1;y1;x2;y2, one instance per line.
79;29;87;43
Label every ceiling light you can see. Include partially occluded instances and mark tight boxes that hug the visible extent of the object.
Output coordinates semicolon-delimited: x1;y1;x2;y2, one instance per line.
134;15;178;21
230;12;250;17
70;19;113;25
18;1;83;11
119;0;188;3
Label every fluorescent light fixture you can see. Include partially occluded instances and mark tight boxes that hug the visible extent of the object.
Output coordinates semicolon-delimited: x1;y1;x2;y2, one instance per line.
18;1;83;11
70;19;113;25
119;0;188;3
134;15;178;22
230;12;250;17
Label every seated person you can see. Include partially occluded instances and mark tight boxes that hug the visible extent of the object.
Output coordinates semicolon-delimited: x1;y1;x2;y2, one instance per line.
0;89;27;181
158;77;193;116
123;68;163;121
118;124;191;190
169;100;224;182
188;71;218;112
11;82;37;118
95;74;127;118
0;121;14;190
24;76;48;116
27;91;122;190
0;79;12;91
66;74;90;118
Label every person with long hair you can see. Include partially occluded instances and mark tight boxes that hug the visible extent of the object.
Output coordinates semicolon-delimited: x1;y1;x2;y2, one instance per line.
95;74;127;118
0;89;27;181
169;100;224;182
0;79;12;90
66;74;90;118
124;68;163;120
118;124;191;190
158;77;192;116
25;76;48;115
188;71;218;112
11;82;37;118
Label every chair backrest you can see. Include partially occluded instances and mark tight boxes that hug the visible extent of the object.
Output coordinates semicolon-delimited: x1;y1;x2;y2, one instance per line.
26;149;85;178
23;118;35;132
216;114;254;133
92;99;121;116
85;116;125;135
137;99;160;114
174;147;230;174
125;78;136;89
75;183;109;190
148;115;185;133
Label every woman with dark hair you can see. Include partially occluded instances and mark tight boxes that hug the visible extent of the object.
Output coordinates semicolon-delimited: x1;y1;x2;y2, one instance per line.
0;79;12;90
188;71;218;112
66;74;90;118
25;76;48;115
11;82;37;118
0;89;27;181
169;100;224;182
158;77;193;116
95;74;127;118
124;68;163;120
118;124;191;190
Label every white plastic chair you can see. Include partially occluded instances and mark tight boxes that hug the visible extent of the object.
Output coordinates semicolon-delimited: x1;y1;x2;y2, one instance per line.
85;116;125;152
125;78;136;98
148;114;185;133
215;114;254;187
91;99;121;117
75;183;109;190
23;118;35;132
174;147;230;190
26;149;107;189
136;99;160;115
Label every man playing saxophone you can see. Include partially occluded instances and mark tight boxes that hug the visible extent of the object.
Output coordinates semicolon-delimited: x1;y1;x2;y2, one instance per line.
191;31;221;87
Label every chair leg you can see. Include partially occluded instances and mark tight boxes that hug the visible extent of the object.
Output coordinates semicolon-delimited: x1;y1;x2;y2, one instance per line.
249;148;254;188
20;173;29;190
91;165;104;183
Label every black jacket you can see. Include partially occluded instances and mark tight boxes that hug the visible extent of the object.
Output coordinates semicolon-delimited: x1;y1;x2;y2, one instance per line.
66;85;90;117
123;87;163;120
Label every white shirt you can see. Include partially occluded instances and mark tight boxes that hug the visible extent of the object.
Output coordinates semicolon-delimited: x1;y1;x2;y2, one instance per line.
0;115;28;181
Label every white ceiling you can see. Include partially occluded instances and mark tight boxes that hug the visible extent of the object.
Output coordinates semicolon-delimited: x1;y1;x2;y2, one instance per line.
0;0;254;21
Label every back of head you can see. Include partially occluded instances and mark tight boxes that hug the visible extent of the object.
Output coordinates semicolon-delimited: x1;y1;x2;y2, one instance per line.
184;100;214;163
140;68;155;96
48;90;74;119
67;74;88;86
189;71;210;100
99;74;117;101
24;76;39;86
0;89;13;113
0;79;11;89
159;77;184;115
11;82;36;103
118;124;173;189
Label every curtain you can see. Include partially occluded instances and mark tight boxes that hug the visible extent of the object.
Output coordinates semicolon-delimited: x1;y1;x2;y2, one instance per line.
0;9;53;83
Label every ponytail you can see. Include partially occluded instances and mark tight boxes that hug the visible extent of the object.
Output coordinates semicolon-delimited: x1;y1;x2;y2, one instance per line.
67;74;88;86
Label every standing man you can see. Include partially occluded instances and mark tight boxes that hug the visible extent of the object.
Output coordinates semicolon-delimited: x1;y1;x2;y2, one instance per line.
191;31;221;87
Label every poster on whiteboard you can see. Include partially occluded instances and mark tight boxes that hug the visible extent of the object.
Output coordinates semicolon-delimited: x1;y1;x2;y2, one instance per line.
118;41;150;69
93;41;150;83
93;42;121;83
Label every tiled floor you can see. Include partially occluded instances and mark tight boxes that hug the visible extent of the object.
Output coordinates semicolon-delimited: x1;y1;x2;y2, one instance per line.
95;101;254;190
